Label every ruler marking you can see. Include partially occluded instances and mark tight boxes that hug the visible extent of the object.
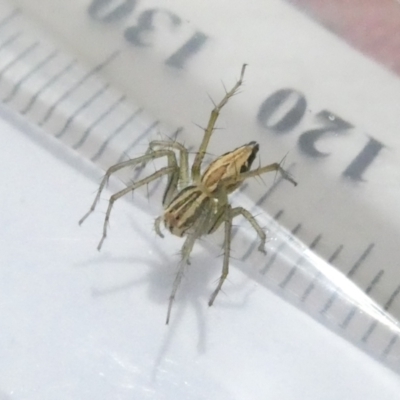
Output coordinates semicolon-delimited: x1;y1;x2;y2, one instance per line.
91;109;143;162
72;95;126;150
279;234;322;289
361;321;378;343
382;334;399;359
117;120;160;163
0;8;20;30
341;270;384;330
320;243;375;315
273;209;284;220
347;243;375;278
361;285;400;342
21;59;77;114
260;222;301;275
39;50;120;126
365;270;385;293
302;271;321;301
320;292;338;316
0;41;39;79
0;31;22;52
301;244;344;302
384;285;400;311
55;83;110;138
3;49;59;103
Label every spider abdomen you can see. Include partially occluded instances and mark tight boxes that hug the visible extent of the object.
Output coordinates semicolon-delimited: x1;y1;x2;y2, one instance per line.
163;186;211;237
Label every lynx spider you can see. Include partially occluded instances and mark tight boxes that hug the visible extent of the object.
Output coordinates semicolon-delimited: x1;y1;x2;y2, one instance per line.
79;64;296;324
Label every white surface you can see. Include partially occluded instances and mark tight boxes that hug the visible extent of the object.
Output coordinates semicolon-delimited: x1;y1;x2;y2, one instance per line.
1;107;400;398
1;0;400;363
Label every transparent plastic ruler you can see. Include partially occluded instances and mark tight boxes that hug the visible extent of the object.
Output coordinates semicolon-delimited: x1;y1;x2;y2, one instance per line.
2;0;400;372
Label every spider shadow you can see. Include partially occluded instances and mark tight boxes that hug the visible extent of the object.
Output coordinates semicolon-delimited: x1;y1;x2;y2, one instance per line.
145;241;254;380
79;212;253;375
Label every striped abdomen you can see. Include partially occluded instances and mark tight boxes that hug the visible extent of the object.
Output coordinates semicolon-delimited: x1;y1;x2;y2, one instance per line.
163;186;211;237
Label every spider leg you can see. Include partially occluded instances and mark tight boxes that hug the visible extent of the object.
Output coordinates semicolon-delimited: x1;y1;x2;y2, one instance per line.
231;207;266;254
97;166;176;251
165;203;218;324
134;139;190;190
240;162;297;186
191;64;247;182
208;205;232;306
166;231;197;324
79;149;178;226
208;205;267;307
154;216;164;238
152;141;190;206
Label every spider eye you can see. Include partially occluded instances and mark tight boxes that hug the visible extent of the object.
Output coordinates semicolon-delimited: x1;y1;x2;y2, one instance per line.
239;143;259;173
240;162;249;173
248;143;259;163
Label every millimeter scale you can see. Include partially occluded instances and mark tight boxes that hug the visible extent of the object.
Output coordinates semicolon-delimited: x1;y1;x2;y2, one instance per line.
1;0;400;376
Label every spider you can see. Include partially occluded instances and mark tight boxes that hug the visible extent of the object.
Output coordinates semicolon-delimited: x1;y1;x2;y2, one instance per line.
79;64;297;324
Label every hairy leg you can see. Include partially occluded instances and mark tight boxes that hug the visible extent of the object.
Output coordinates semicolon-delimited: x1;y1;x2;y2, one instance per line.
208;206;232;306
166;231;197;324
79;149;179;225
231;207;266;254
191;64;247;182
240;162;297;186
97;166;176;251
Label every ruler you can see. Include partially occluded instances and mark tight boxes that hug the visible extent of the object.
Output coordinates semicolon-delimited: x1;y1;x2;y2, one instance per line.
2;0;400;373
